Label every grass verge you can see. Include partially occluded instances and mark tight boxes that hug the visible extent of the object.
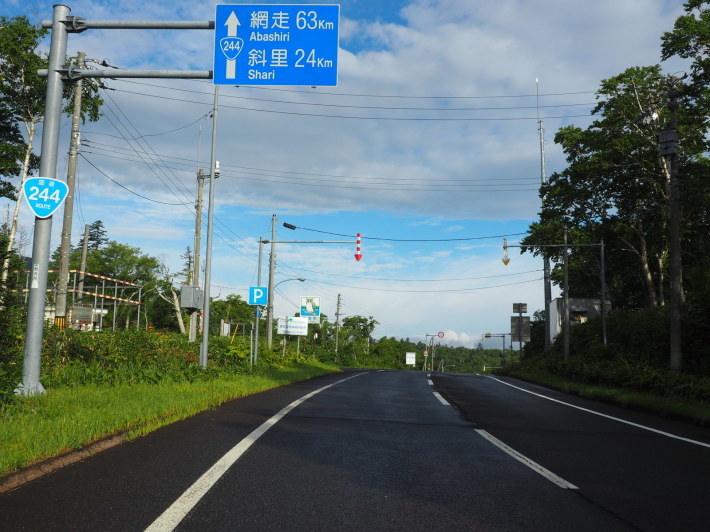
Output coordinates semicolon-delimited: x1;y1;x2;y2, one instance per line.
0;362;339;477
501;367;710;425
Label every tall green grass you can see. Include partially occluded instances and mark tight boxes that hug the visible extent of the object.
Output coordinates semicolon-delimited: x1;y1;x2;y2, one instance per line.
0;362;339;476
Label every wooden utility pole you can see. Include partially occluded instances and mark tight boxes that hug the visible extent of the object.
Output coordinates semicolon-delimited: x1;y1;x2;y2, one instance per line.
54;52;85;328
664;82;682;372
188;168;206;342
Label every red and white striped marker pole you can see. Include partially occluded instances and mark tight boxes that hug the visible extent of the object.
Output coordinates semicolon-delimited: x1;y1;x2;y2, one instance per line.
354;233;362;262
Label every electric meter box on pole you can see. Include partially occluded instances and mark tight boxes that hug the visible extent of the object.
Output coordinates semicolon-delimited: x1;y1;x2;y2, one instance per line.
213;4;340;86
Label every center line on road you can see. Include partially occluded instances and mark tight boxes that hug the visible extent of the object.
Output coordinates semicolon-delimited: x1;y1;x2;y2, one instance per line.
486;376;710;448
476;429;578;489
145;372;367;532
433;391;450;405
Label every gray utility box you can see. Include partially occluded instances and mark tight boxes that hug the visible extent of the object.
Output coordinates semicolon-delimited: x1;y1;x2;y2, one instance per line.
180;285;204;310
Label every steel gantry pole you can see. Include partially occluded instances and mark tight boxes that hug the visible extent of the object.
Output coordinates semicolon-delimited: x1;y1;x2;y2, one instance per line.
21;12;215;388
17;4;70;396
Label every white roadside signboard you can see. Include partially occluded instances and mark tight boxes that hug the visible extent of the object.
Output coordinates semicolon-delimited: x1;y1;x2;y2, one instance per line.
277;316;309;336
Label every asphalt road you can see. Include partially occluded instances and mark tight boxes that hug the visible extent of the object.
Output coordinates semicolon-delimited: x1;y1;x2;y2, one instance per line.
1;370;708;531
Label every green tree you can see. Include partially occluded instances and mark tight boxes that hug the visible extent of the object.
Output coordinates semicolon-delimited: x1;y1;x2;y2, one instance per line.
522;65;708;310
339;315;378;362
86;220;109;251
209;294;254;336
660;0;710;315
661;0;710;115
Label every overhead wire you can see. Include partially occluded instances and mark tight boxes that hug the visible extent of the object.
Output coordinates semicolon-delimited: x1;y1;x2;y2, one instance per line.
116;79;595;111
307;276;543;293
80;143;540;191
109;86;594;122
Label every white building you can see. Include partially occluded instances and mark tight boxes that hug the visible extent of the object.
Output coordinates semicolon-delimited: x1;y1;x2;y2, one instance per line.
548;297;610;343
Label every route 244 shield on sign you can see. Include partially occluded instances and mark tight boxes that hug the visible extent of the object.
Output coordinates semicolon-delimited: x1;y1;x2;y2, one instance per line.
23;177;68;218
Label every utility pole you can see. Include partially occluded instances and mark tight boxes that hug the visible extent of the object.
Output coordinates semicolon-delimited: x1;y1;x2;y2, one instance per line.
665;81;682;372
563;226;570;361
54;51;85;329
189;168;206;342
266;215;277;347
199;87;219;369
76;224;89;301
335;293;342;359
537;79;553;350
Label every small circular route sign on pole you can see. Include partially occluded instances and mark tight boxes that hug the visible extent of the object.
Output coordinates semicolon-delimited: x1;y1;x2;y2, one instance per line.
438;331;445;339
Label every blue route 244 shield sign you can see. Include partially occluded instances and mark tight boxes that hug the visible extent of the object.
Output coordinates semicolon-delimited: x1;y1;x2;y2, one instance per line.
23;177;69;218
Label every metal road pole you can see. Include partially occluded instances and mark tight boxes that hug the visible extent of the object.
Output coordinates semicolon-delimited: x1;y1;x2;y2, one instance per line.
16;4;70;396
266;215;277;347
55;52;85;329
600;239;607;346
254;237;264;365
518;307;523;356
137;287;142;330
77;224;89;300
335;293;342;359
189;168;205;342
563;227;570;361
200;86;219;369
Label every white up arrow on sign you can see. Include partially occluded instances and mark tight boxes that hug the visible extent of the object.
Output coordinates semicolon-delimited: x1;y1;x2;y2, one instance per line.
220;12;243;80
23;177;68;218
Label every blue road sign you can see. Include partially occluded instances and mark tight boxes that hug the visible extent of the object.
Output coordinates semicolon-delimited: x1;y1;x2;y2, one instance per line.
23;177;68;218
249;286;269;305
214;4;339;86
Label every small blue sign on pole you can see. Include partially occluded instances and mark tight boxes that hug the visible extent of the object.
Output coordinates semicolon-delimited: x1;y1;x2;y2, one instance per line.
23;177;68;219
249;286;269;305
214;4;339;86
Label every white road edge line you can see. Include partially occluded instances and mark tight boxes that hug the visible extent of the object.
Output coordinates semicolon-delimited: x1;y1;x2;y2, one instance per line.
485;375;710;448
476;429;578;489
145;372;367;532
433;391;450;406
427;379;434;386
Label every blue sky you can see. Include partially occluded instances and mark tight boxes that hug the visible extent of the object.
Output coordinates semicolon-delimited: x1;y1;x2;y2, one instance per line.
1;0;687;346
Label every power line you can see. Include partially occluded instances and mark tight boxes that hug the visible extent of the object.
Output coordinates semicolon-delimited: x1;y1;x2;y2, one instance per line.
116;79;595;111
126;77;596;100
80;148;540;193
83;138;539;183
294;226;528;242
308;277;543;293
109;86;593;122
275;262;543;282
80;155;191;205
81;141;541;189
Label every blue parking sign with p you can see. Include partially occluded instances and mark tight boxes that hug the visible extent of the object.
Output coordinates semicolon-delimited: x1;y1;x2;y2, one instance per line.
249;286;268;305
